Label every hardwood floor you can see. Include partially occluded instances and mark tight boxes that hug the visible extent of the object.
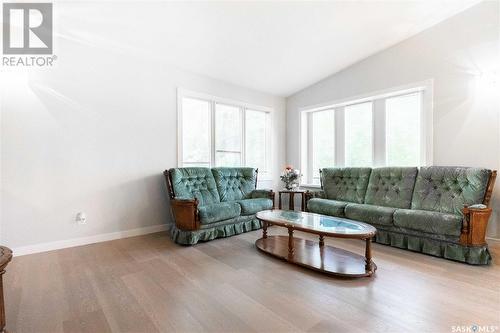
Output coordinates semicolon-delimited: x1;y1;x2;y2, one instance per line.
4;228;500;333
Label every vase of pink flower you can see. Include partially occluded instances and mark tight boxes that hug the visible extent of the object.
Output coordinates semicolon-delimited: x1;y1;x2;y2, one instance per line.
280;166;302;190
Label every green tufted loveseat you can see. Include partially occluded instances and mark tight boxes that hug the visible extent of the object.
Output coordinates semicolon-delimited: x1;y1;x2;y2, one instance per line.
305;166;497;265
164;167;275;245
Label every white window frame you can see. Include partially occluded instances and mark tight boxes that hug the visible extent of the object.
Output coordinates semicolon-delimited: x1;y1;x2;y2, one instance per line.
300;80;434;187
177;88;273;179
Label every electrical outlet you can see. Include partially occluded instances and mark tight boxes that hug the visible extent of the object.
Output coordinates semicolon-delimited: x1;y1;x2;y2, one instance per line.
76;212;87;225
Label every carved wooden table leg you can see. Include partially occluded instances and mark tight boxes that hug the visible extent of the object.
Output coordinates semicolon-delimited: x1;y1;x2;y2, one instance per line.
319;235;325;269
0;247;13;333
262;220;268;239
288;228;294;259
365;238;372;272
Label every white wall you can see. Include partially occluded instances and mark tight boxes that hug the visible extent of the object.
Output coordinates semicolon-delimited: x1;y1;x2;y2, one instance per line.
286;1;500;238
0;4;286;250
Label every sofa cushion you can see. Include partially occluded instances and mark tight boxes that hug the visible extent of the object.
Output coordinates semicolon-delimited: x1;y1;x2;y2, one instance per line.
169;167;220;206
320;168;372;203
411;167;491;215
198;202;241;225
307;198;348;217
393;209;463;237
237;198;273;215
345;203;396;226
212;167;257;202
365;167;418;209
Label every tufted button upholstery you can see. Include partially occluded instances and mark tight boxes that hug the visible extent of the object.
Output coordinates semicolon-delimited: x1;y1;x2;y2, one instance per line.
411;166;491;215
169;167;221;206
211;167;257;202
364;167;418;209
320;168;372;203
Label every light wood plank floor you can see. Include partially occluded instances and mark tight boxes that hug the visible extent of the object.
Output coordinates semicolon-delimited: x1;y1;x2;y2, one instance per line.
5;227;500;333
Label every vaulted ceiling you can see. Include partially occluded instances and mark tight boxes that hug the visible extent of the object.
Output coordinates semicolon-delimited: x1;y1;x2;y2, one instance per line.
62;0;481;96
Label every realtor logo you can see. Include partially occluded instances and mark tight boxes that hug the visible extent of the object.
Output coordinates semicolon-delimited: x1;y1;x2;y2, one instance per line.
2;3;53;54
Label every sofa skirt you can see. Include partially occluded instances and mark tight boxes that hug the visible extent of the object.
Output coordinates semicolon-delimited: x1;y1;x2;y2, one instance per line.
374;229;491;265
171;215;262;245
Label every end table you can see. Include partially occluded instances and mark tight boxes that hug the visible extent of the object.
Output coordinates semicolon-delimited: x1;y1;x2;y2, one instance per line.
0;246;12;333
278;189;307;211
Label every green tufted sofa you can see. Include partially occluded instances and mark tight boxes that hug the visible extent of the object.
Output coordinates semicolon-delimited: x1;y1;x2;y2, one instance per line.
305;166;497;265
164;167;275;245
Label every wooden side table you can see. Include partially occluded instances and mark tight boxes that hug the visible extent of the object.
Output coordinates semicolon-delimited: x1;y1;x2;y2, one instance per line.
278;189;307;211
0;246;12;333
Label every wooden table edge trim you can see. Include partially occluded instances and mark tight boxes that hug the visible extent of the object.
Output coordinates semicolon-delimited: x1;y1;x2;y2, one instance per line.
256;210;377;239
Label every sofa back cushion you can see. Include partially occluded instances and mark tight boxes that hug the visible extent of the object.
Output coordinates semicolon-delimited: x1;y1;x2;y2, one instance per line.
211;167;257;202
321;168;372;203
365;167;418;209
169;167;220;206
411;166;491;215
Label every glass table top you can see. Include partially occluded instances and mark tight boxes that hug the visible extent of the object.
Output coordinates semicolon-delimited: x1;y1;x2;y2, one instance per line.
256;210;376;236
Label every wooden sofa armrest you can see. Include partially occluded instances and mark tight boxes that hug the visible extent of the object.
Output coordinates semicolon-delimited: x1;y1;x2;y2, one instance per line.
171;198;200;231
269;190;275;209
460;205;492;246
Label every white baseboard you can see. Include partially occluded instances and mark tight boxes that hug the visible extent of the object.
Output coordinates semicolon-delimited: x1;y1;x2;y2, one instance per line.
12;224;170;257
12;226;497;257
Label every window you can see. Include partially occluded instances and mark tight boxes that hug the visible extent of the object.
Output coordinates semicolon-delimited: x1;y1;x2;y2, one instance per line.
215;104;242;167
310;110;335;184
180;97;211;167
178;90;272;177
301;82;431;185
345;102;373;167
245;110;270;173
386;93;421;166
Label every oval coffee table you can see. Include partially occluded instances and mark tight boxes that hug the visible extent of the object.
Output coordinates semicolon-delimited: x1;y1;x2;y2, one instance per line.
255;210;377;277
